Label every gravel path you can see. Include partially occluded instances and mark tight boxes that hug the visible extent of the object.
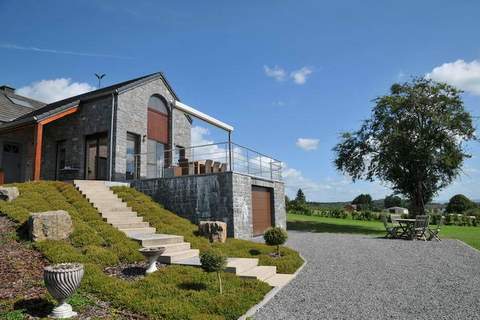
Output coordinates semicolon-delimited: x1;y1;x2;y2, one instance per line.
254;232;480;320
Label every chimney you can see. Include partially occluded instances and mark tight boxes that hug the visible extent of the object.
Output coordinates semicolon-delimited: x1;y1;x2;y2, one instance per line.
0;85;15;94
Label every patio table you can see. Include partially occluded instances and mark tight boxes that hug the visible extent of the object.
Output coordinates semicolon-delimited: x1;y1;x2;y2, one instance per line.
396;218;416;240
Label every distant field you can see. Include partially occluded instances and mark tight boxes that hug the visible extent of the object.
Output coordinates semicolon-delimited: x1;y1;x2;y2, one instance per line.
287;213;480;251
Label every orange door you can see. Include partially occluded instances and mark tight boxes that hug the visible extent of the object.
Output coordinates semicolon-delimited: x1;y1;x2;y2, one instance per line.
252;186;273;235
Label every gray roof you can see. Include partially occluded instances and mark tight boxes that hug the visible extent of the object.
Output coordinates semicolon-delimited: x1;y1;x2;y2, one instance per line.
0;88;46;122
0;72;183;130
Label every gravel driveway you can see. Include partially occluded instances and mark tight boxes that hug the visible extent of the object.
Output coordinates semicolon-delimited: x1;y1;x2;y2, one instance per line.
254;232;480;320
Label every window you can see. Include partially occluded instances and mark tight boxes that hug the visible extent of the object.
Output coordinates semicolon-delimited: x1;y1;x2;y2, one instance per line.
147;95;169;144
148;95;168;114
126;133;140;180
55;140;66;179
147;139;165;178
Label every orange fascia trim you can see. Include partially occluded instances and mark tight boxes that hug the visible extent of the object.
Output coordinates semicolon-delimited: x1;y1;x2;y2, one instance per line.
33;106;79;180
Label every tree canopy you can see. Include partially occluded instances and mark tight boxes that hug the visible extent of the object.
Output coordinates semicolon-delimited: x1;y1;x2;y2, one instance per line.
295;189;306;203
446;194;476;213
384;195;404;208
334;78;476;216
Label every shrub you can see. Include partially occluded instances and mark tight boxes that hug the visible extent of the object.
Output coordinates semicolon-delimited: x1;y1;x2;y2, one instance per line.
200;249;227;294
263;227;288;257
446;194;476;213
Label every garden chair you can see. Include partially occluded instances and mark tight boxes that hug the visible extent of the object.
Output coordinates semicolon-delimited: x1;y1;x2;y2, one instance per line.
390;214;402;228
381;214;398;239
204;160;213;174
413;215;429;241
427;216;445;241
212;161;221;173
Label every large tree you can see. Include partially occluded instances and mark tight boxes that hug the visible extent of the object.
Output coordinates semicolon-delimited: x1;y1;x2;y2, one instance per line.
352;194;373;210
295;188;306;203
446;194;476;213
384;194;404;208
334;78;476;216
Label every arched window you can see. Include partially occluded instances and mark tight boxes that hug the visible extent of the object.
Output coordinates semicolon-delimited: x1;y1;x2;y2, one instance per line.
147;95;169;144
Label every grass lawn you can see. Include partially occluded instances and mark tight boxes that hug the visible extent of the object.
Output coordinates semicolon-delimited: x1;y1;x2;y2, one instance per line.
1;181;299;320
287;213;480;250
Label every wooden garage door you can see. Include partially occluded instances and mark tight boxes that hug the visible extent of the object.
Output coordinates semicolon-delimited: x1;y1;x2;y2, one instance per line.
252;186;273;236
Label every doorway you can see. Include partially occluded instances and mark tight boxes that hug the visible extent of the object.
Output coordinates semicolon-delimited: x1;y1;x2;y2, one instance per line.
85;133;108;180
252;186;273;236
2;142;21;183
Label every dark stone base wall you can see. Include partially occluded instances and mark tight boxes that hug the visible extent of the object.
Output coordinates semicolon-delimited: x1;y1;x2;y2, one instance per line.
131;172;286;239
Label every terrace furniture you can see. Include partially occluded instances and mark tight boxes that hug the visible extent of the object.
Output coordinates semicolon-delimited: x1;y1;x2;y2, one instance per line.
205;160;213;174
381;214;399;239
427;216;445;241
413;215;429;241
212;161;221;173
396;218;416;239
390;214;402;228
219;163;227;172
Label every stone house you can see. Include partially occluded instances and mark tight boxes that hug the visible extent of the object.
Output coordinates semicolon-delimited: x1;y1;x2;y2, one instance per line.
0;73;285;238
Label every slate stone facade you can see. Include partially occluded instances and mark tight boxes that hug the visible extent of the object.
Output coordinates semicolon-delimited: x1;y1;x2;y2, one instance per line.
131;172;286;239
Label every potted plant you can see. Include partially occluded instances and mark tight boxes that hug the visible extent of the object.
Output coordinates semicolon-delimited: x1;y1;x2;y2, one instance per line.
44;263;84;318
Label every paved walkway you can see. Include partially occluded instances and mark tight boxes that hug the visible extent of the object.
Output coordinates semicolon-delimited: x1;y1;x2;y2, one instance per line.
254;231;480;320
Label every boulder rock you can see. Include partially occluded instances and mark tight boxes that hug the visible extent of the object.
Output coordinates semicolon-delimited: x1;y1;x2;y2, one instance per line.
0;186;19;202
29;210;73;242
198;221;227;243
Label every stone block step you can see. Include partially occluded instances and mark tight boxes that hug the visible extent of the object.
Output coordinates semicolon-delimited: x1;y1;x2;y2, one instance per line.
238;266;277;281
96;206;132;213
171;256;201;267
130;233;184;247
105;216;143;224
143;241;191;254
225;258;259;274
158;249;200;264
263;274;295;287
86;195;119;201
101;212;137;219
121;227;156;236
93;200;127;207
112;222;149;229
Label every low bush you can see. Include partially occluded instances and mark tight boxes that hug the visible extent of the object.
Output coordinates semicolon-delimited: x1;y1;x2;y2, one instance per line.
263;227;288;256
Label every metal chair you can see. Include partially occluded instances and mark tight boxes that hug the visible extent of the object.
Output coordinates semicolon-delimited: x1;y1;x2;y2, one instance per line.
381;214;398;239
428;216;445;241
413;215;429;241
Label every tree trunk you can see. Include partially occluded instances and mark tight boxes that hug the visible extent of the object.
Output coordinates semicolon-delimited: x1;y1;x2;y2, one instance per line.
217;272;223;294
411;180;426;217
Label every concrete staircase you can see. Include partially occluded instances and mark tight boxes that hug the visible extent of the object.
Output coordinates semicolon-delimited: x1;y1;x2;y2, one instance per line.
73;180;294;287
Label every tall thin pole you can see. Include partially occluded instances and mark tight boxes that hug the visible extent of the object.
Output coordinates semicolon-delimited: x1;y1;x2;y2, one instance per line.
228;131;232;171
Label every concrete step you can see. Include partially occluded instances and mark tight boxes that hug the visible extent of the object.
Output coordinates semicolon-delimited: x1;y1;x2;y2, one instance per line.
105;216;143;224
264;274;295;287
143;242;191;254
121;227;156;236
238;266;277;281
96;206;132;213
158;249;200;264
102;212;137;219
225;258;259;274
171;256;201;267
112;222;149;229
130;233;184;247
93;200;127;207
86;194;119;200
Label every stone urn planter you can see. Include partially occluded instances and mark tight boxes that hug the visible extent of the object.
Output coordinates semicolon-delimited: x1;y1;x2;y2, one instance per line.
44;263;84;318
139;247;165;274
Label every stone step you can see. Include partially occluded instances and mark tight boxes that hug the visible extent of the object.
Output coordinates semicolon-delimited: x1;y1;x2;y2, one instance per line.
238;266;277;281
121;227;156;236
143;241;191;254
225;258;259;274
86;194;119;201
130;233;184;247
96;206;132;213
112;222;149;229
105;216;143;224
264;274;295;287
93;200;127;207
171;256;201;267
158;249;200;264
101;212;137;219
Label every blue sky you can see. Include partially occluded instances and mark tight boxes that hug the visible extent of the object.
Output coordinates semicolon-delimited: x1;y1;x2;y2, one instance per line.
1;0;479;202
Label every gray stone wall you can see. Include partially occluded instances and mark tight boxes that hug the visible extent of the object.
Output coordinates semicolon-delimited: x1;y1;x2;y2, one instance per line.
115;77;191;180
0;126;35;181
42;96;113;180
131;172;286;239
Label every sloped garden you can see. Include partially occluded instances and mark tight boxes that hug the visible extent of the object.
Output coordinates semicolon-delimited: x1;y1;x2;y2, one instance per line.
0;181;288;320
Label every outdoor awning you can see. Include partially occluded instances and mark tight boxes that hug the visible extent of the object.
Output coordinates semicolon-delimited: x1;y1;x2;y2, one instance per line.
174;100;234;132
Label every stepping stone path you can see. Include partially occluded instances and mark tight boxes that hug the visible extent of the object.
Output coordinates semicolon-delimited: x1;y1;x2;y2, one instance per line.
74;180;293;287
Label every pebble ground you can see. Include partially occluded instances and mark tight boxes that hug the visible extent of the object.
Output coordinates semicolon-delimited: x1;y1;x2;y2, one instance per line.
254;231;480;320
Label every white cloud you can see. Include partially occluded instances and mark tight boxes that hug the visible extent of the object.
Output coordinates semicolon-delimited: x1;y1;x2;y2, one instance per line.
290;67;313;85
264;65;287;81
426;59;480;95
296;138;319;151
17;78;96;103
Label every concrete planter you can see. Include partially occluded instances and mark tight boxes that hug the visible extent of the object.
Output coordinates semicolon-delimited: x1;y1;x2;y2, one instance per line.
44;263;84;318
139;247;165;274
